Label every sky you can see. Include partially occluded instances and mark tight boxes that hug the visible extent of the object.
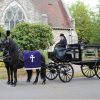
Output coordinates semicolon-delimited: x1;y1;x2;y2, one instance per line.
63;0;99;10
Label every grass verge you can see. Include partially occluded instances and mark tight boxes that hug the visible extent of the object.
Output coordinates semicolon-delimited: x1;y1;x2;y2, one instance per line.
0;68;84;80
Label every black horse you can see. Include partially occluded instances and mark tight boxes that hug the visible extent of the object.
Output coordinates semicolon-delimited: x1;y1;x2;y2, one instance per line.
0;31;46;86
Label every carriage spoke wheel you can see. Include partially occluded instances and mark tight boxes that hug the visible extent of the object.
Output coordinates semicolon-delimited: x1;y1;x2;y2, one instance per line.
81;65;95;78
46;64;58;80
59;64;74;82
95;65;100;79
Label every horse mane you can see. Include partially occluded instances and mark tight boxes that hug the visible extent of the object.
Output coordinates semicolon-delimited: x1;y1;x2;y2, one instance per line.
7;38;19;53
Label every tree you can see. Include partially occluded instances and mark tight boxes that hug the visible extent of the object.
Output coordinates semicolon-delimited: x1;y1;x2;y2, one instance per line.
0;26;5;57
69;0;94;43
89;0;100;44
0;25;5;36
12;22;53;50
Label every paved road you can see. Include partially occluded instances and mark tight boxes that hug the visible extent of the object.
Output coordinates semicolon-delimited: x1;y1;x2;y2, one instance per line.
0;76;100;100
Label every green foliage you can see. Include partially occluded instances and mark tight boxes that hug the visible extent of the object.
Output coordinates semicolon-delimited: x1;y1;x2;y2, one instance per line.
12;22;53;50
89;0;100;44
89;33;100;44
0;52;3;56
69;0;95;43
39;49;48;64
0;25;5;36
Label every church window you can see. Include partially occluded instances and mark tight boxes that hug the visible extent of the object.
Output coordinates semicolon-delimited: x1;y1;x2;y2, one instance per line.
4;4;25;30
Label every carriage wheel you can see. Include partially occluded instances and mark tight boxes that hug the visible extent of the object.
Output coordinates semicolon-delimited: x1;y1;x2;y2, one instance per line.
46;63;58;80
95;65;100;79
81;65;95;78
59;63;74;82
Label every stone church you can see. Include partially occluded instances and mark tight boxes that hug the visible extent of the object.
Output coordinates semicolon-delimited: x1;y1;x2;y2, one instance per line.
0;0;78;45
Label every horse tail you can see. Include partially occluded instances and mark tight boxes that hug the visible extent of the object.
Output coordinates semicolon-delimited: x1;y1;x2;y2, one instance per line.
40;55;46;80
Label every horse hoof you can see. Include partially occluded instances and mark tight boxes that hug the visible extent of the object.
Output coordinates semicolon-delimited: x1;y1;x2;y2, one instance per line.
7;81;10;85
26;79;30;82
11;84;16;87
10;82;13;85
13;82;17;87
13;84;16;87
33;81;37;85
33;82;36;85
42;82;46;85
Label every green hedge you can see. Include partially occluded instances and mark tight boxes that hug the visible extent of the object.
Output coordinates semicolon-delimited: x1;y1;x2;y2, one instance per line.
12;22;53;50
0;25;5;36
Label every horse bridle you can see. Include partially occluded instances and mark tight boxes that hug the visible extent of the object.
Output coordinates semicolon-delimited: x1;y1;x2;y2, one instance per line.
0;39;11;61
0;56;10;61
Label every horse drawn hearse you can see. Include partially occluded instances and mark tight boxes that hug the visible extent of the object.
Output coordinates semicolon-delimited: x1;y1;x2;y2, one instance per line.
46;43;100;82
0;31;100;87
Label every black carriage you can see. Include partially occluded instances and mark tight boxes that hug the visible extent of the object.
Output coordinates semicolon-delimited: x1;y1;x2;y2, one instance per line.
46;43;100;82
70;44;100;78
46;43;74;83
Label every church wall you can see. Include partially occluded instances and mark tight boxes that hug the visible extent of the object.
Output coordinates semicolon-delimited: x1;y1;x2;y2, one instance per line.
0;0;42;28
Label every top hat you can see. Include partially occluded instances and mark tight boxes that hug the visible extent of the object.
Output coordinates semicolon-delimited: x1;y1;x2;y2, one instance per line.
60;33;64;37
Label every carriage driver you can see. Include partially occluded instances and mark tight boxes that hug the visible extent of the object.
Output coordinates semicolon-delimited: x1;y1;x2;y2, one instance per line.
58;33;67;48
54;33;67;59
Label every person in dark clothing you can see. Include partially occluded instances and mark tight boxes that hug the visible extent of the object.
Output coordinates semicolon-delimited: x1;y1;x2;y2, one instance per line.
57;33;67;48
54;33;67;60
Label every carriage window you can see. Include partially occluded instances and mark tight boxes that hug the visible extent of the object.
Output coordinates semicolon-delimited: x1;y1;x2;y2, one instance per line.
4;5;25;30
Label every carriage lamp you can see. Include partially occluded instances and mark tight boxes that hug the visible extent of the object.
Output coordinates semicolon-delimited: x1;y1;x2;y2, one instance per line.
80;42;85;50
69;29;72;44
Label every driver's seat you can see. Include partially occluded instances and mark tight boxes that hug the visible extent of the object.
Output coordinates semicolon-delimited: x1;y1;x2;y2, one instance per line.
55;47;66;60
54;47;72;62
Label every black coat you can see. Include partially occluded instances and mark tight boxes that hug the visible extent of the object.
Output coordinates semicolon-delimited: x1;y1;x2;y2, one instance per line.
58;37;67;48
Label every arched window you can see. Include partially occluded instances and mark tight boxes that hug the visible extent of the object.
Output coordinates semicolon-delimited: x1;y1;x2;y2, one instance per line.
4;4;25;30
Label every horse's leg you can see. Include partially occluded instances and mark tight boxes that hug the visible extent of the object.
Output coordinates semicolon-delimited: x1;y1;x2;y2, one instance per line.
10;66;13;85
13;66;17;86
41;66;46;85
33;69;40;84
5;62;10;84
41;55;46;84
26;70;32;82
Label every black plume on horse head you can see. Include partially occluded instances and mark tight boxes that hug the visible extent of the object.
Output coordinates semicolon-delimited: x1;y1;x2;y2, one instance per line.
6;30;10;37
0;32;1;37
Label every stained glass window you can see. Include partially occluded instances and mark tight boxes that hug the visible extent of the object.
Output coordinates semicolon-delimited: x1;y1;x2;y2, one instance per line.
4;4;25;30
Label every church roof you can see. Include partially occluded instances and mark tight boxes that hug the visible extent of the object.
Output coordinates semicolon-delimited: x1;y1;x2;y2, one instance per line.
32;0;73;29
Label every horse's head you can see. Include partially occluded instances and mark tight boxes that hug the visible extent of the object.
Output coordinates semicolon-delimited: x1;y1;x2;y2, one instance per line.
0;30;19;54
0;38;10;53
0;30;11;52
